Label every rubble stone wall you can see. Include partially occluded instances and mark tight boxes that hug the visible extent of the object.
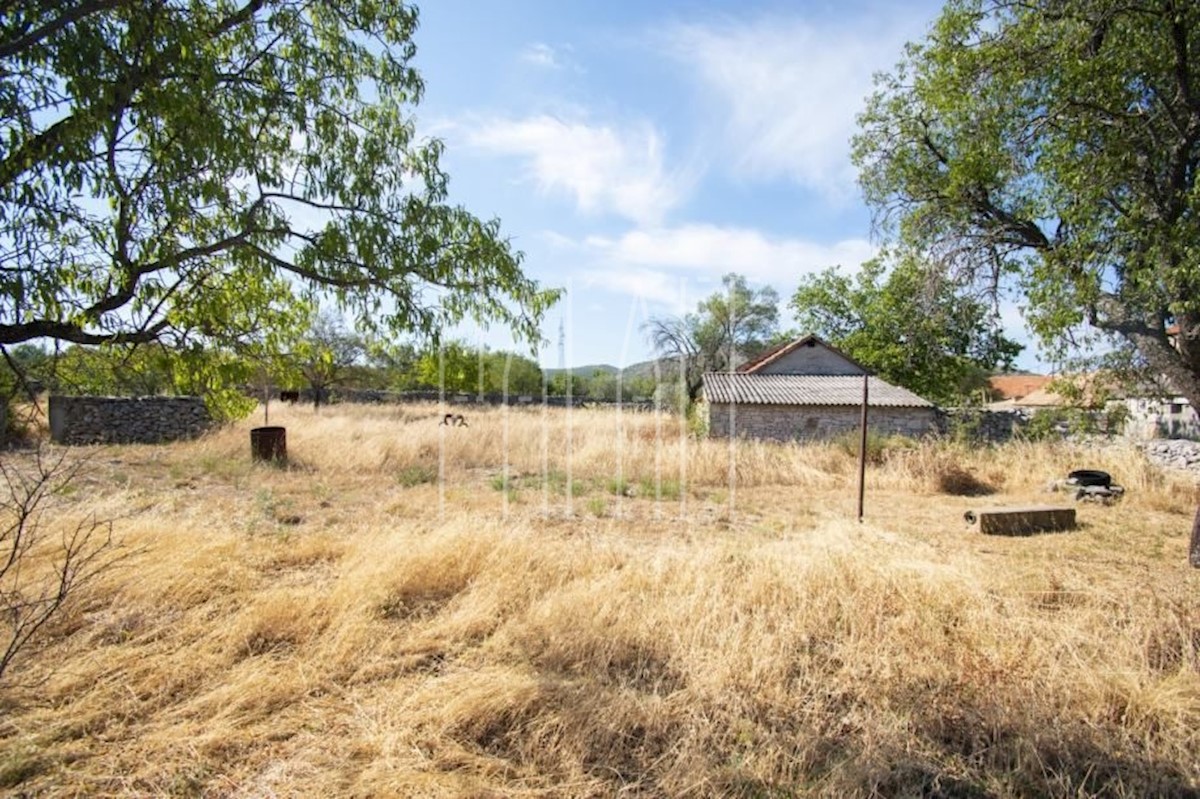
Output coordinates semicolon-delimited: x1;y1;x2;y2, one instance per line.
49;396;212;445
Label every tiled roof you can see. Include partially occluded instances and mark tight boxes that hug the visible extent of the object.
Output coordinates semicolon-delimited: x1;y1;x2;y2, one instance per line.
1013;374;1123;405
702;373;934;408
987;374;1052;400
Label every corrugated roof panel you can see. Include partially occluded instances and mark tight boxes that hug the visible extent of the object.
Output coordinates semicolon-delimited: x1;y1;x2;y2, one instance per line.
701;373;934;408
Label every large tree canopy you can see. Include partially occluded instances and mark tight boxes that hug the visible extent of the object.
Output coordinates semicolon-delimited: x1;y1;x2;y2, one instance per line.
0;0;558;354
643;273;779;403
791;255;1022;405
854;0;1200;408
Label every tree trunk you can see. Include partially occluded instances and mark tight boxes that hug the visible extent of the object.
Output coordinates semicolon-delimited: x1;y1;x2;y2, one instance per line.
1110;316;1200;414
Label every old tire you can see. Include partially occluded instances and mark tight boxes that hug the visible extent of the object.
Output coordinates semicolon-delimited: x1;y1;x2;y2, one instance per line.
1067;469;1111;487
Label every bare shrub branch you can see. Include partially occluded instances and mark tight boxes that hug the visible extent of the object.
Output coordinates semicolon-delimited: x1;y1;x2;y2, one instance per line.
0;447;122;681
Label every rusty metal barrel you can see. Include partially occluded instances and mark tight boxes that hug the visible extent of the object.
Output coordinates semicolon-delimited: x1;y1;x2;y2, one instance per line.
250;426;287;463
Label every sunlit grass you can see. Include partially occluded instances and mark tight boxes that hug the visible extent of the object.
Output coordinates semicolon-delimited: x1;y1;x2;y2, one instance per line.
0;402;1197;796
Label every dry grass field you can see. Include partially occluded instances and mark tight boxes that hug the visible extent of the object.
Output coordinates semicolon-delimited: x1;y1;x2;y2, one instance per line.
1;402;1199;797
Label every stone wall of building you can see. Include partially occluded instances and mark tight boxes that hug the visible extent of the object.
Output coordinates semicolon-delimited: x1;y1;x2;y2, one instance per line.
1117;397;1200;440
49;396;212;445
708;403;939;441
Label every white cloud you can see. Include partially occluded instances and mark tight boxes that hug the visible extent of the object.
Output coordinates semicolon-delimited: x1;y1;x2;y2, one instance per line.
579;267;692;311
464;114;688;225
664;11;929;198
520;42;562;69
583;224;874;285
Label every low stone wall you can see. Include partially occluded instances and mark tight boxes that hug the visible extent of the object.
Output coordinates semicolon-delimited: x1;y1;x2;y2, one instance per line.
49;396;212;445
939;408;1029;442
281;387;655;411
940;406;1139;443
708;403;939;441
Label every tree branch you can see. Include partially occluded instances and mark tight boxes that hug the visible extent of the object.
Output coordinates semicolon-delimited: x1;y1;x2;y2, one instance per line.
0;318;169;347
0;0;123;61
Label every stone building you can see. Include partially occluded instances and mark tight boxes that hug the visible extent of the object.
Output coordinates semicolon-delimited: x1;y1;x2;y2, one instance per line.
702;335;938;441
987;370;1200;440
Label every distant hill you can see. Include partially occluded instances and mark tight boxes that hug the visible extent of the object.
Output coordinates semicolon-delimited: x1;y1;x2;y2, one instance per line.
544;357;681;381
543;364;619;378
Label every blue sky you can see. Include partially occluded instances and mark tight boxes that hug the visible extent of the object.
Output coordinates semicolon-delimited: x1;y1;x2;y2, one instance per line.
402;0;1039;370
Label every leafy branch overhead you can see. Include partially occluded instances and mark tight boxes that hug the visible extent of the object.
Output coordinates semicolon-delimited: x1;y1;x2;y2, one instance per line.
0;0;560;352
854;0;1200;409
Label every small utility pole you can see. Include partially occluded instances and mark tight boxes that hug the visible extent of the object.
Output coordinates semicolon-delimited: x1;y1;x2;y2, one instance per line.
857;374;869;523
1189;504;1200;567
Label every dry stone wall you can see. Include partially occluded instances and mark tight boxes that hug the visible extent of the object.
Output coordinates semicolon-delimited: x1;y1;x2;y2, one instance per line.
49;396;212;445
939;408;1028;442
304;388;655;410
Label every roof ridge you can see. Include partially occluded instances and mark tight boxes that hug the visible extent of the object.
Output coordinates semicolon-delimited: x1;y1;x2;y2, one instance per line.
702;372;933;408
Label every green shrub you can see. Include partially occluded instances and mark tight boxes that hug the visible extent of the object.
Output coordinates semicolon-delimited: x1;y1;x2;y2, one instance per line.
396;464;437;487
639;477;681;501
606;476;631;496
833;428;913;465
1103;403;1130;435
686;401;709;437
1021;408;1065;441
1020;407;1101;441
0;400;34;449
944;412;983;445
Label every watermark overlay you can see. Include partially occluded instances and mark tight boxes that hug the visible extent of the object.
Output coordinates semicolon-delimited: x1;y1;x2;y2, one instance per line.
418;275;755;524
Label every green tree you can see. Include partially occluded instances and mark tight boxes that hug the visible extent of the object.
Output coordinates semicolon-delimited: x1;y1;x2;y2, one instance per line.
0;0;558;384
414;342;478;395
291;312;367;410
481;351;543;396
548;371;588;398
412;343;544;396
586;369;618;402
791;255;1022;404
643;273;779;403
41;345;175;397
622;374;658;401
351;342;419;391
854;0;1200;410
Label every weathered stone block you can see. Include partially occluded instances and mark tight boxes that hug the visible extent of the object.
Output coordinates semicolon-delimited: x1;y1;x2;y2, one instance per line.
964;505;1076;535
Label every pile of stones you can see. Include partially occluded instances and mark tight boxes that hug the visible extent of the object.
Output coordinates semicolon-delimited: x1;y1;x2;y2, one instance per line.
1141;439;1200;475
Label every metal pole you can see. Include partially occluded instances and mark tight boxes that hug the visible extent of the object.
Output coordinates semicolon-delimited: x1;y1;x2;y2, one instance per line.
857;374;869;523
1189;503;1200;567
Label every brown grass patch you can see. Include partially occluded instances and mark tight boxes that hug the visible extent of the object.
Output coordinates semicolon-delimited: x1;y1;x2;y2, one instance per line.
0;403;1197;797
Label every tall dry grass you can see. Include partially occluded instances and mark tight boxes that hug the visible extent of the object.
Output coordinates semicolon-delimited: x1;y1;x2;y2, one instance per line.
0;402;1198;797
